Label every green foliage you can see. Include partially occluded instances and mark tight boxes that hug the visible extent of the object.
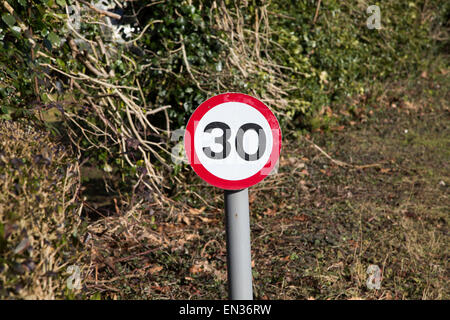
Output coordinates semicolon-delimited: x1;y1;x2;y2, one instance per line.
122;0;226;126
268;0;448;126
0;0;447;193
0;0;65;118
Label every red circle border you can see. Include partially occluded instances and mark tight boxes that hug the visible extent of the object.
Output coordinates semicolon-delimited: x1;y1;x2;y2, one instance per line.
184;93;282;190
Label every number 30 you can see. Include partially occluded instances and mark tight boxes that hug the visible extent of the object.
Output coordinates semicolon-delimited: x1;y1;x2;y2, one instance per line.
203;122;266;161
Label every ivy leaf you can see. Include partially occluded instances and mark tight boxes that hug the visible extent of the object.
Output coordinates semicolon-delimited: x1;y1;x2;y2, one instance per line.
56;0;67;6
47;32;60;47
1;14;16;27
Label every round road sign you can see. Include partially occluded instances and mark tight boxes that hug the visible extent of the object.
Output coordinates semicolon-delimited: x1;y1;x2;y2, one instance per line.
184;93;281;190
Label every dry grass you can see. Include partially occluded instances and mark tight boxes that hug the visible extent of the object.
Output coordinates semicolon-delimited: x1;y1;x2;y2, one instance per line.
0;121;85;299
77;70;449;300
1;48;448;300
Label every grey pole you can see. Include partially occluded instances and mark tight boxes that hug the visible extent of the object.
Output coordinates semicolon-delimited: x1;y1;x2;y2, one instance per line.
224;188;253;300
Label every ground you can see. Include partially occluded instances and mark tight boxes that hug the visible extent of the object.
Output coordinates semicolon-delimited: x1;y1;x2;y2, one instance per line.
80;69;449;300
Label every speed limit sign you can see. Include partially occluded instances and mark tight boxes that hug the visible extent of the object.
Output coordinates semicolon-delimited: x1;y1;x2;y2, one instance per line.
184;93;281;299
184;93;281;190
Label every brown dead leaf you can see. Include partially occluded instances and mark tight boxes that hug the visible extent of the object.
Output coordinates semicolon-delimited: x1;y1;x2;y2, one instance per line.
340;110;351;117
295;162;305;170
189;207;205;215
263;208;276;216
148;265;163;275
182;216;191;225
190;264;202;274
293;214;309;222
185;233;200;241
197;216;214;223
348;239;359;249
151;285;170;293
287;157;297;165
402;101;419;111
190;260;214;275
300;169;309;175
332;125;345;131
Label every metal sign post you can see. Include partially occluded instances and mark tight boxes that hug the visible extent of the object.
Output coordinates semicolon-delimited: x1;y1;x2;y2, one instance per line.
224;188;253;300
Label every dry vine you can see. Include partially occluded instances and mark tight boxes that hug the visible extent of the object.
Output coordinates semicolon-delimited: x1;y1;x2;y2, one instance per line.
39;1;294;204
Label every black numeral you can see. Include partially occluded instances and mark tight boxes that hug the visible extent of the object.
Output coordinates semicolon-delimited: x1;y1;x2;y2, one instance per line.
203;122;231;159
202;122;266;161
235;123;266;161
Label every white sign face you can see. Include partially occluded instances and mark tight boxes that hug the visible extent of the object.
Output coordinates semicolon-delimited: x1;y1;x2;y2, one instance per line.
194;102;273;181
185;93;282;190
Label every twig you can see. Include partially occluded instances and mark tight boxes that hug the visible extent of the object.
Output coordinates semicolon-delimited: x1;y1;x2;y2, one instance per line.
86;273;142;284
144;105;171;116
112;248;159;264
201;240;223;258
267;11;296;21
180;35;208;93
303;137;386;169
2;1;36;46
85;283;121;292
313;0;322;25
77;0;122;20
124;20;163;45
304;137;350;167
